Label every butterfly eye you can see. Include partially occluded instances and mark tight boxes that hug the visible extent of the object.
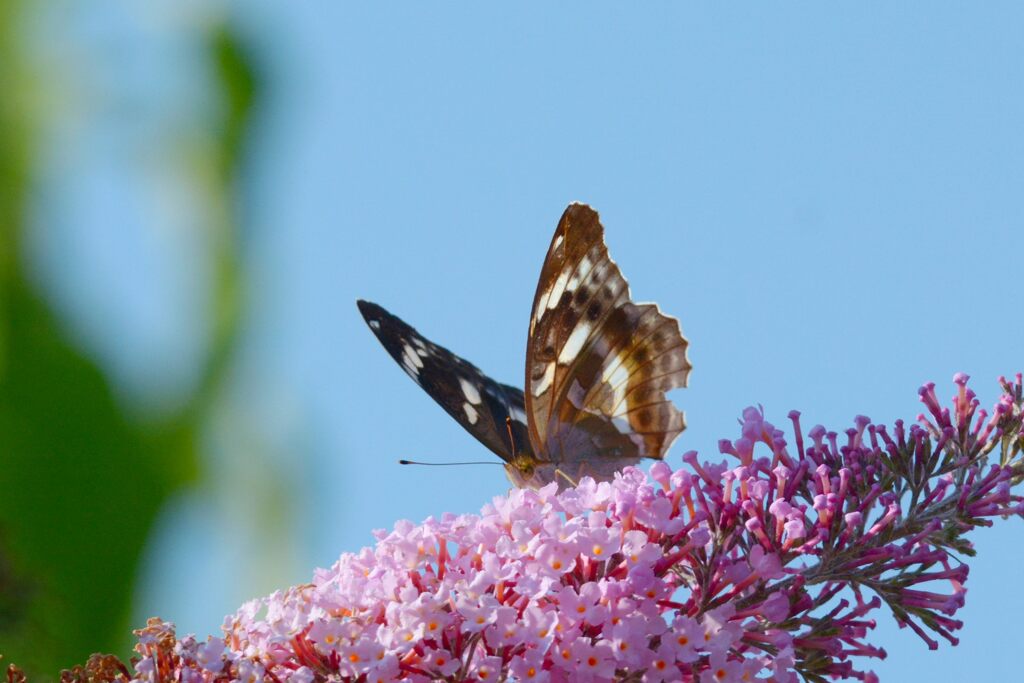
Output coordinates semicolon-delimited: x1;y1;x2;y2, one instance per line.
515;458;535;477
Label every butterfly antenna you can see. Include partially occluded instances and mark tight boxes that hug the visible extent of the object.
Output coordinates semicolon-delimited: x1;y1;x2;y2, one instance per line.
399;459;501;466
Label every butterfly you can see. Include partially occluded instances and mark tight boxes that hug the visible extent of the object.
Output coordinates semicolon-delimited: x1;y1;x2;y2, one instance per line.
357;203;691;490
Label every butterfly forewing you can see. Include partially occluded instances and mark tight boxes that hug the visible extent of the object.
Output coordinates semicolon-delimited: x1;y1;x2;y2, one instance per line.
524;204;691;469
357;300;532;464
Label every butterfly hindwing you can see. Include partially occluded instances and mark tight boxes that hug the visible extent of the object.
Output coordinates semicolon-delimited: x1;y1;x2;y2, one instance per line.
524;204;691;472
357;300;532;464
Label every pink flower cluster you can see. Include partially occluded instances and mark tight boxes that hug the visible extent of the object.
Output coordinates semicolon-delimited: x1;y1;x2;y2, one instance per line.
35;375;1024;683
217;470;788;683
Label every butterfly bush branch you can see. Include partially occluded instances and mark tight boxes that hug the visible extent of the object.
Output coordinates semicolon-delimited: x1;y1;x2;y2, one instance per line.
7;376;1024;683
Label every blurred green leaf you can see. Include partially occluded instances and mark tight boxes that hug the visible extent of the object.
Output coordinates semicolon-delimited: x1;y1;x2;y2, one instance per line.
0;273;190;672
0;5;257;675
212;25;257;183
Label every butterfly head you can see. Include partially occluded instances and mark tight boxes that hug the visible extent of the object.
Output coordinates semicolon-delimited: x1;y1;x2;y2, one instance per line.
504;453;584;490
504;452;546;489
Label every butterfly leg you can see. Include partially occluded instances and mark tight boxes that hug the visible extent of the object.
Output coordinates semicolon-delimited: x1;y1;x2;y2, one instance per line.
554;468;579;489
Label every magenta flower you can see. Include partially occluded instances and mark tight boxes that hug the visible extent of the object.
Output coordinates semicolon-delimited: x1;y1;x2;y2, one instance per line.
17;374;1024;683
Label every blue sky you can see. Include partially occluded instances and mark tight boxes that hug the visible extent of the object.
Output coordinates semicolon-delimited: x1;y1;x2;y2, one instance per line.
33;3;1024;680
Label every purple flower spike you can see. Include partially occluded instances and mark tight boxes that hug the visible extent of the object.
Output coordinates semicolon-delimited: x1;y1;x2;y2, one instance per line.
26;375;1024;683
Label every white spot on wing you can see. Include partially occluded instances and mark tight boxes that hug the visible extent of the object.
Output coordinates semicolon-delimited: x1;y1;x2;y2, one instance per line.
403;345;423;370
603;357;630;414
369;320;381;330
568;256;593;290
463;402;479;424
558;322;591;364
602;357;629;387
552;233;564;251
402;358;420;379
546;271;570;310
459;377;482;405
534;293;550;322
510;405;528;423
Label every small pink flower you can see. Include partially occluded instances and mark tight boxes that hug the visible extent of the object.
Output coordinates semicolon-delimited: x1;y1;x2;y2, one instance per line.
571;639;617;679
701;606;742;656
623;530;661;567
609;616;656;668
556;584;601;625
580;520;616;560
423;647;460;677
471;656;503;681
521;604;558;649
195;637;225;672
748;544;783;580
235;659;265;683
534;540;577;575
667;616;703;663
509;650;550;682
487;605;521;646
642;642;684;682
456;596;498;633
700;653;744;683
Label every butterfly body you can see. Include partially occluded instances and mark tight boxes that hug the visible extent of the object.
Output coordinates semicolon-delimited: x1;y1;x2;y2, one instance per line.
358;203;690;490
